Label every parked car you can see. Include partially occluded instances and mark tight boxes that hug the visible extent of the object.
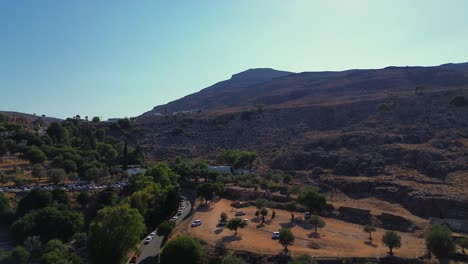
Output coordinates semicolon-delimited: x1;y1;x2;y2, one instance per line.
149;232;156;237
243;219;249;224
191;220;202;227
144;236;152;244
305;212;311;219
272;231;280;239
130;254;138;263
171;216;178;220
235;210;246;216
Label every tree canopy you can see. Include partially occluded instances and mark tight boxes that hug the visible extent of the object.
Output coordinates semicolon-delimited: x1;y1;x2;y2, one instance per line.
217;149;257;169
382;231;401;255
425;224;455;259
11;207;83;243
160;235;205;264
279;228;295;252
226;217;246;235
88;204;146;264
297;187;326;213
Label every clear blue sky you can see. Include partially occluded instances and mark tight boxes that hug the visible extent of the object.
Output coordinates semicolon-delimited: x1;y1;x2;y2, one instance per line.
1;0;468;119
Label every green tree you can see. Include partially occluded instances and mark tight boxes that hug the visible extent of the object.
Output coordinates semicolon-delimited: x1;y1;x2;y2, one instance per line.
255;198;268;210
0;246;31;264
227;217;247;236
47;122;68;143
197;182;224;205
0;192;11;216
61;159;77;173
41;239;83;264
297;187;326;213
146;162;178;187
23;236;42;258
458;237;468;254
283;175;292;185
92;116;100;123
284;201;296;212
49;168;66;185
382;231;401;255
260;207;268;223
363;224;376;240
220;212;228;223
222;255;246;264
157;220;176;237
88;204;146;264
0;171;9;186
425;224;455;260
16;188;52;216
23;146;47;164
289;254;317;264
171;158;192;181
76;192;91;208
51;188;70;205
11;207;83;243
32;164;46;181
160;235;205;264
309;215;325;233
279;228;295;252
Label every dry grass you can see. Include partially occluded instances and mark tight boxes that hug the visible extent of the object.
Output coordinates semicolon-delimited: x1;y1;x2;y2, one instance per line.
187;199;426;258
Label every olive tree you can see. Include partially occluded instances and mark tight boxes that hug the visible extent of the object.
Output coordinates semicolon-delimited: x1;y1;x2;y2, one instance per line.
425;224;455;261
363;224;376;240
279;228;295;253
382;231;401;255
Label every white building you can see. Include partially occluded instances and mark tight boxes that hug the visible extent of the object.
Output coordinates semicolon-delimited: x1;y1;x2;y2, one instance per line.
127;165;146;176
208;165;231;174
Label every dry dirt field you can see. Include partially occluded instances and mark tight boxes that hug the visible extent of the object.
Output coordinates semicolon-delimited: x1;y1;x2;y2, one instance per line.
187;199;426;258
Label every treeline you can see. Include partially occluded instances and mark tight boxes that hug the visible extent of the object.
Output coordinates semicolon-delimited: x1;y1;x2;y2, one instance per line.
0;159;183;264
0;115;144;183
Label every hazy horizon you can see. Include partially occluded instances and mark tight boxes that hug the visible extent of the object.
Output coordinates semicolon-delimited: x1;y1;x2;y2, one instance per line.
2;0;468;119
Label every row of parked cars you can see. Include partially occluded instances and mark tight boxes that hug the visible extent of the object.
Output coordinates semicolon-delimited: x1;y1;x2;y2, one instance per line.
0;182;129;193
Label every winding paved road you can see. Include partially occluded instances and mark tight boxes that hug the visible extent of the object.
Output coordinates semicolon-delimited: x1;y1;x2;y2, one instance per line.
136;190;195;264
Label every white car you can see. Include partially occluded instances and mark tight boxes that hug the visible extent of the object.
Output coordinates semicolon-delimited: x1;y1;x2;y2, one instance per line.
243;219;249;224
171;216;178;220
272;231;280;239
144;236;152;244
149;232;156;237
191;220;202;227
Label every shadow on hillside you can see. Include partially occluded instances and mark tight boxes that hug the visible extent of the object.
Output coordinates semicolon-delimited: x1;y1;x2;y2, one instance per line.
251;217;261;223
308;232;321;239
222;235;242;243
279;222;295;229
197;204;213;212
295;220;314;230
364;241;378;248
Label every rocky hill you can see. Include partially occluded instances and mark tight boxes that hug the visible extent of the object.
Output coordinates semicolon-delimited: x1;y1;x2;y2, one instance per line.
136;62;468;220
141;68;294;116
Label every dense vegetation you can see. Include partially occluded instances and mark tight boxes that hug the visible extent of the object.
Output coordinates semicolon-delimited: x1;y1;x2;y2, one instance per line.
0;115;144;185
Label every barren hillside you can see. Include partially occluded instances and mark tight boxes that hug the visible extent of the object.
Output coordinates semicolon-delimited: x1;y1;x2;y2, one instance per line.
136;62;468;220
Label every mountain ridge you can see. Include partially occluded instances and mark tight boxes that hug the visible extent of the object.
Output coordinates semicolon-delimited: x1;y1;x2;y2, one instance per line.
141;62;468;117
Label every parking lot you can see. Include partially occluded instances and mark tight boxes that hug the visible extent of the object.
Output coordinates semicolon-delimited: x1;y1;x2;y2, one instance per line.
0;181;129;193
187;199;426;258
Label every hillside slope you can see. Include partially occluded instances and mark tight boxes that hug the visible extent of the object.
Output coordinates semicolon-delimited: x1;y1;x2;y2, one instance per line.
141;68;294;116
136;62;468;220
